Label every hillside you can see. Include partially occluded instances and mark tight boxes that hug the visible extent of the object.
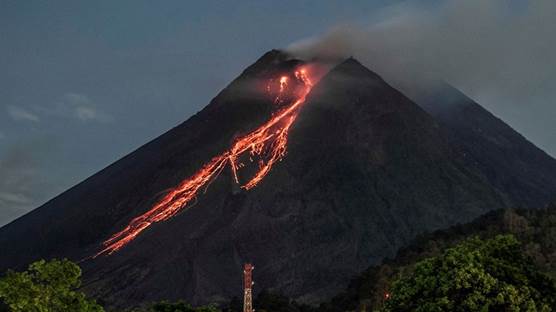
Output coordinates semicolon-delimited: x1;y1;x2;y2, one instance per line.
414;82;556;208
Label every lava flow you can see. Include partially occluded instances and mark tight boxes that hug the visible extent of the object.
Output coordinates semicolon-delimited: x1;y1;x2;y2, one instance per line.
95;65;316;257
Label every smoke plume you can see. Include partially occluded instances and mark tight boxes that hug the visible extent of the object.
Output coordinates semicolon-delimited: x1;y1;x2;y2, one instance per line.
287;0;556;156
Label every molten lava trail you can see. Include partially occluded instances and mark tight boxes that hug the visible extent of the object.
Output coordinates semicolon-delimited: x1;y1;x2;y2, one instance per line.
95;67;315;257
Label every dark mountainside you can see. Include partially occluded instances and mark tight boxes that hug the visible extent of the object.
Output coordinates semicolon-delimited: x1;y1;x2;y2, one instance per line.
413;82;556;208
0;51;554;309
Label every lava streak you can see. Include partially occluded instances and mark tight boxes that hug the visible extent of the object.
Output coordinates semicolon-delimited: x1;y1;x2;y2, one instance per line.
95;66;315;257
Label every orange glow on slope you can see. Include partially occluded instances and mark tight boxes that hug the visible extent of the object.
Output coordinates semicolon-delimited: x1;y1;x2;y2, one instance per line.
95;66;317;257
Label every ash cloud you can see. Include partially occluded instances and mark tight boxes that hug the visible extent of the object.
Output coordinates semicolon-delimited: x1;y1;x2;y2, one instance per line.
13;93;114;124
54;93;113;123
287;0;556;157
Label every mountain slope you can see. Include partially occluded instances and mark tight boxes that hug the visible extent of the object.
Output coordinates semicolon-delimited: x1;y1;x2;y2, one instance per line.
0;52;547;308
413;82;556;208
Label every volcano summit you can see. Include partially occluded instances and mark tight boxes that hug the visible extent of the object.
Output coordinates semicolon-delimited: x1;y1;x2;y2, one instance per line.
1;50;555;308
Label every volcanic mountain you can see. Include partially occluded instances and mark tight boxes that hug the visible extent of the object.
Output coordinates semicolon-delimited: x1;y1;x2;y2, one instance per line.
1;50;555;308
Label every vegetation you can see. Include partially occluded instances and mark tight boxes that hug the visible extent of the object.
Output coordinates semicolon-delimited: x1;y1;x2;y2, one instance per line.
223;291;315;312
146;300;219;312
381;235;556;311
0;259;104;312
320;204;556;311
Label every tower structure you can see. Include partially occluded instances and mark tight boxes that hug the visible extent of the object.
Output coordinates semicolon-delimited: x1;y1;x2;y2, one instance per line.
243;263;254;312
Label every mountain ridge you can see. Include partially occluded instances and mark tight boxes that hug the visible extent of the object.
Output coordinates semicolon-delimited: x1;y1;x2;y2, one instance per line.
412;81;556;207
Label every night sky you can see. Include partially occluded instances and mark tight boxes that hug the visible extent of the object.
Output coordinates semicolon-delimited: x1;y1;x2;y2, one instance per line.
1;0;554;225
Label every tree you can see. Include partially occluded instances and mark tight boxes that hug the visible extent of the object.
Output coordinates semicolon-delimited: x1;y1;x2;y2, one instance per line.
254;290;315;312
0;259;104;312
0;299;8;312
222;297;242;312
148;301;219;312
380;235;556;311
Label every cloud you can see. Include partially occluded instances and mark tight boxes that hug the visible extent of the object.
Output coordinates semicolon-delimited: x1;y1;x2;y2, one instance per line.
56;93;113;123
0;132;5;140
0;191;33;205
0;93;112;225
287;0;556;156
8;93;113;124
7;105;40;122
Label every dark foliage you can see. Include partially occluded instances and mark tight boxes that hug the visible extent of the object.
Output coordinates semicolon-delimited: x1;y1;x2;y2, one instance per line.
319;204;556;311
223;290;316;312
146;301;218;312
381;235;556;311
0;259;103;312
0;299;8;312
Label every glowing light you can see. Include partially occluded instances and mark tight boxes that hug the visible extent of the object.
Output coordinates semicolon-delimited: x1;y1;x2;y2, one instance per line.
95;66;315;257
279;76;288;92
272;76;290;104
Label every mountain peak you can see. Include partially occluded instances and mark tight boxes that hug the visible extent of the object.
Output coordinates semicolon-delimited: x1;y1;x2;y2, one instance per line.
241;49;299;77
327;57;384;82
257;49;290;63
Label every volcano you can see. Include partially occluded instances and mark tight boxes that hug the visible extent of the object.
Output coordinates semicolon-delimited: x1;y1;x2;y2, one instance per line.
1;50;555;308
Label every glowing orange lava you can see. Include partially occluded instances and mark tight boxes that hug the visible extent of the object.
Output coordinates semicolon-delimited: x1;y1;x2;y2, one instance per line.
95;66;315;257
274;76;289;104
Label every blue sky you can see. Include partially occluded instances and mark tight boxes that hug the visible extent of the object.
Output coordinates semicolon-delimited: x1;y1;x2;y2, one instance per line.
1;0;554;225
